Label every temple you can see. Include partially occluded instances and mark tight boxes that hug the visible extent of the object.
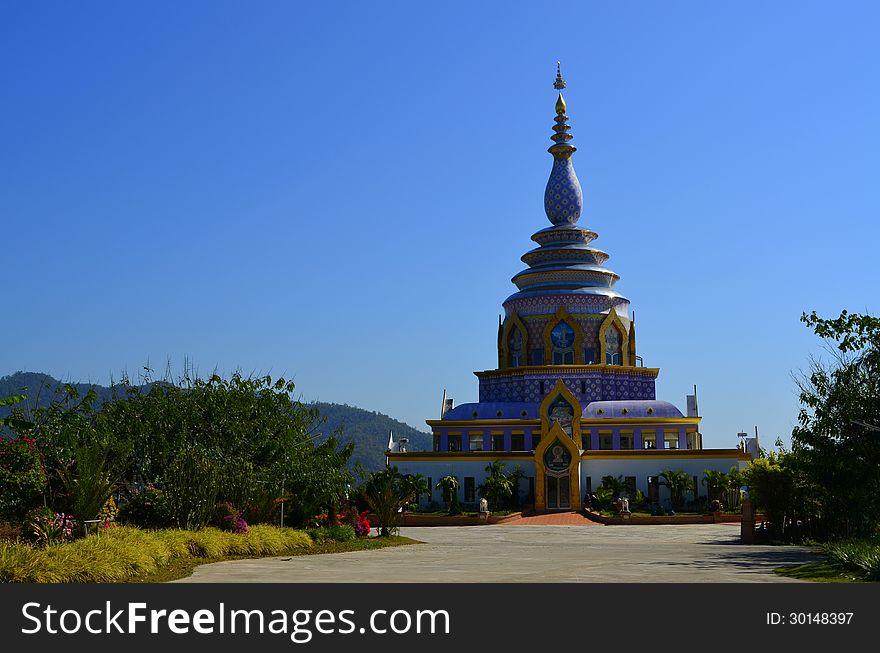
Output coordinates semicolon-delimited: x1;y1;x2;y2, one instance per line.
388;65;750;512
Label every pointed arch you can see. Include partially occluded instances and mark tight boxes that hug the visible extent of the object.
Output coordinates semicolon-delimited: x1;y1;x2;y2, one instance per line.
534;421;582;511
542;306;584;365
500;312;529;369
598;310;630;367
539;379;582;439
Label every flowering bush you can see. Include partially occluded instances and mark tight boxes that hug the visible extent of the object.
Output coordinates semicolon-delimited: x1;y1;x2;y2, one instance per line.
354;511;371;537
215;502;249;534
26;508;75;547
98;496;119;528
0;433;47;523
118;487;174;529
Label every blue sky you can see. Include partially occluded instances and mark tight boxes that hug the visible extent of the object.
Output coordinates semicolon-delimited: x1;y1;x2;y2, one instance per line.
2;1;877;448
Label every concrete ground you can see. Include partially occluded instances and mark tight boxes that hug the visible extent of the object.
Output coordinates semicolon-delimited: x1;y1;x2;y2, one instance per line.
174;523;821;583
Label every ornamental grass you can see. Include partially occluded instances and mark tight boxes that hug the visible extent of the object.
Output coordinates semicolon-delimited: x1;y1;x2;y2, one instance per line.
0;525;313;583
822;541;880;581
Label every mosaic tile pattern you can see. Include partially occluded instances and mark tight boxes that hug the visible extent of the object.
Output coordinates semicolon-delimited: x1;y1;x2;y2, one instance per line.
521;247;609;266
479;372;656;404
543;158;583;225
532;226;597;246
505;294;629;317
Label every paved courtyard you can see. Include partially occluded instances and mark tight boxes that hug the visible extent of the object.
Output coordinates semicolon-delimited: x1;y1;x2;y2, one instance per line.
175;522;820;583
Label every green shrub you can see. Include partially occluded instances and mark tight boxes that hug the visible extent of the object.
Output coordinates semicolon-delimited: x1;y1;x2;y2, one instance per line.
165;448;221;530
328;524;356;542
0;434;47;522
306;527;331;543
118;488;175;528
306;524;355;543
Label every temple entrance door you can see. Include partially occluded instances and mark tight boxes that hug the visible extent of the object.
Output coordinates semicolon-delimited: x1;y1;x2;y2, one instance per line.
545;473;571;510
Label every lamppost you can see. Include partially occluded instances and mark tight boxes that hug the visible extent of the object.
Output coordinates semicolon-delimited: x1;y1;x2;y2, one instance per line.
280;469;286;529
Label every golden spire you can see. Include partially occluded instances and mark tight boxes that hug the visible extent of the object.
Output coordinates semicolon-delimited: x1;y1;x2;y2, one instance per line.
554;61;567;90
554;61;567;114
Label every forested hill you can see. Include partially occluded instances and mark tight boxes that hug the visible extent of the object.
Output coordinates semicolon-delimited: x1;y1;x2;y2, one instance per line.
0;371;123;409
309;402;432;473
1;372;430;473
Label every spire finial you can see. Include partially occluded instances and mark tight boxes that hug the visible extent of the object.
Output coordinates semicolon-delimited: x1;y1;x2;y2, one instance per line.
543;62;582;225
554;61;566;90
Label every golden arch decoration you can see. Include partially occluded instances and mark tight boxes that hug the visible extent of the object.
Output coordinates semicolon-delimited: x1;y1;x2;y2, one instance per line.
542;306;585;365
534;421;582;511
499;312;529;369
598;310;631;367
539;379;582;438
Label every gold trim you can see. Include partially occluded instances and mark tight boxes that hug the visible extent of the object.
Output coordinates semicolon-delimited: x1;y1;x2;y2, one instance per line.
427;419;541;428
539;379;583;439
533;421;582;511
580;449;751;461
581;417;702;426
430;417;701;429
387;452;535;461
499;311;529;369
598;311;630;366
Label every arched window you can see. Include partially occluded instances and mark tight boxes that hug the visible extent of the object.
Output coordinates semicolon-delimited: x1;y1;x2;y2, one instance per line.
605;326;622;365
547;395;574;437
508;327;523;368
550;321;575;364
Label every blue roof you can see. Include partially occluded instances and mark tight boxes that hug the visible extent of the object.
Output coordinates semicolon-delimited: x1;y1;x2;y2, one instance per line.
443;402;538;420
582;400;684;419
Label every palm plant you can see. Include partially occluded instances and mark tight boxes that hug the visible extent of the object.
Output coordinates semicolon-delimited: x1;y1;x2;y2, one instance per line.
508;465;526;509
702;469;728;508
726;466;744;511
56;442;120;534
599;475;628;499
436;475;461;515
659;468;694;511
364;467;406;536
400;473;429;510
478;461;514;510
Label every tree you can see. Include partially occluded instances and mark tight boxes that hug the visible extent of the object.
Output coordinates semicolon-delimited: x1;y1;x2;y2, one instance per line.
399;473;429;510
725;466;744;511
478;460;514;510
0;394;34;432
26;385;130;529
436;475;461;515
0;433;46;522
659;469;694;511
702;469;728;507
19;372;355;530
742;453;796;540
791;310;880;538
363;466;419;536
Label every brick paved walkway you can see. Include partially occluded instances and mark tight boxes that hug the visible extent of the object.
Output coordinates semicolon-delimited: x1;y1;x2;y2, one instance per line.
506;511;600;525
